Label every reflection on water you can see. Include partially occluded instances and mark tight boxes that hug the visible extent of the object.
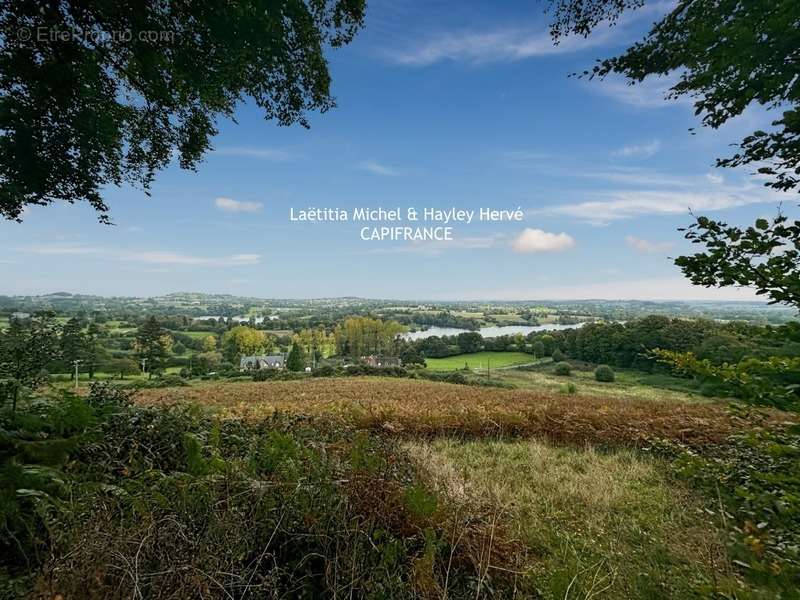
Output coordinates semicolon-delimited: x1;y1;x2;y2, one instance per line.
402;322;586;340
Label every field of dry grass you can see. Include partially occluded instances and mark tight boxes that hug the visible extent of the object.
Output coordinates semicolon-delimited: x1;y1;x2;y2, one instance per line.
135;377;791;447
129;376;800;597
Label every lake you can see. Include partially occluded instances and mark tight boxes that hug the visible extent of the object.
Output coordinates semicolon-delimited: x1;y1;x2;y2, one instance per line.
402;322;586;340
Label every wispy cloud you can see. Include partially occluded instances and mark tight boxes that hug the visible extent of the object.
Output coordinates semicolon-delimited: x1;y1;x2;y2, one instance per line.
358;160;404;176
215;197;264;213
537;189;775;224
383;25;618;66
612;140;661;158
379;1;675;68
529;165;789;224
512;228;575;253
586;73;690;109
19;244;260;267
706;172;724;185
214;147;293;161
625;235;674;254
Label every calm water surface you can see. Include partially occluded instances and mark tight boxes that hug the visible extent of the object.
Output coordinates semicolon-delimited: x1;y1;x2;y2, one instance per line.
402;323;586;340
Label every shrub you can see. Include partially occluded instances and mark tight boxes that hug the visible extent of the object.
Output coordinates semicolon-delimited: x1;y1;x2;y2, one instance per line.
594;365;615;382
552;348;566;362
311;365;337;377
444;371;467;385
554;361;572;376
3;396;502;599
252;368;279;381
343;365;407;378
559;382;577;395
253;369;307;382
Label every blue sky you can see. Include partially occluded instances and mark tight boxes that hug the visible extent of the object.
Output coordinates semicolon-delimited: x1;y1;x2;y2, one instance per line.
1;0;795;300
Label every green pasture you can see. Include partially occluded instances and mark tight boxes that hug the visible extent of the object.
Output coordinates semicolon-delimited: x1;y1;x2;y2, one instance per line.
424;351;536;371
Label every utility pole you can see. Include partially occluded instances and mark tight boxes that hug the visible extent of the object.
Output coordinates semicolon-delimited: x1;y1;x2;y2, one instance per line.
72;359;82;390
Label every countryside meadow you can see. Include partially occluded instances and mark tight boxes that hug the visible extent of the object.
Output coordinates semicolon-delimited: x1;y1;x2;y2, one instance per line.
1;1;800;599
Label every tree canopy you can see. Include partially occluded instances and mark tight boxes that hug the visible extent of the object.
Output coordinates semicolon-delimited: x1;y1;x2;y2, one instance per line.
548;0;800;192
675;210;800;309
0;313;61;409
133;317;172;375
221;326;270;362
0;0;366;222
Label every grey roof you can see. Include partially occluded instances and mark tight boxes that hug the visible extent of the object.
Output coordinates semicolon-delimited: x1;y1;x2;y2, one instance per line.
240;354;285;368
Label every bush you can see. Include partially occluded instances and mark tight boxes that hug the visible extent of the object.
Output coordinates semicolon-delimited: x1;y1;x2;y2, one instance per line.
554;361;572;376
253;369;307;382
594;365;615;382
559;382;577;395
1;397;500;599
552;348;566;362
343;365;408;378
311;365;338;377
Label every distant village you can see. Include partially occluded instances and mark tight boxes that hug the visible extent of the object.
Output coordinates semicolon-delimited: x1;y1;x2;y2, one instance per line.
239;353;402;372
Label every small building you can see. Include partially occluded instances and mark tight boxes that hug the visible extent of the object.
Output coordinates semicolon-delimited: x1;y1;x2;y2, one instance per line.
361;355;402;368
240;354;286;371
10;312;30;322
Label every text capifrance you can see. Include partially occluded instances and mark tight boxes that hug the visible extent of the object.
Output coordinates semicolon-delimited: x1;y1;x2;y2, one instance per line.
289;206;523;241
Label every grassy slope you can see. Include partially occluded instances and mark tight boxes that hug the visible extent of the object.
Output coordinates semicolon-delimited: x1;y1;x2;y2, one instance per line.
496;364;709;404
425;351;535;371
176;330;214;339
130;376;795;597
406;439;735;598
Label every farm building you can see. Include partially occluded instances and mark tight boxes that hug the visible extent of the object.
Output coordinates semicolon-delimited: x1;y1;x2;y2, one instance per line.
240;354;286;370
361;355;402;367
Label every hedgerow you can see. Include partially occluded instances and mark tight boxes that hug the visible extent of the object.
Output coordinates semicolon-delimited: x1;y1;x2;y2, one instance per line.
1;384;519;598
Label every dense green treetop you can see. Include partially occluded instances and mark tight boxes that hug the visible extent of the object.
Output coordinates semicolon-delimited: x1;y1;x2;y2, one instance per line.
0;0;366;222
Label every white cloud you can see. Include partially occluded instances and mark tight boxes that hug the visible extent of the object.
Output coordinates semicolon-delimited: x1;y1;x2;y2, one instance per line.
228;254;261;264
358;160;403;176
384;25;618;66
512;228;575;253
587;73;690;109
706;172;724;185
215;147;292;161
215;197;263;213
625;236;673;254
535;177;788;224
612;140;661;158
19;244;260;267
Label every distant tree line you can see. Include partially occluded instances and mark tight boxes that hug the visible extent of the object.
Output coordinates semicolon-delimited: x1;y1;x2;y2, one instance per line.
400;315;799;372
391;311;481;331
